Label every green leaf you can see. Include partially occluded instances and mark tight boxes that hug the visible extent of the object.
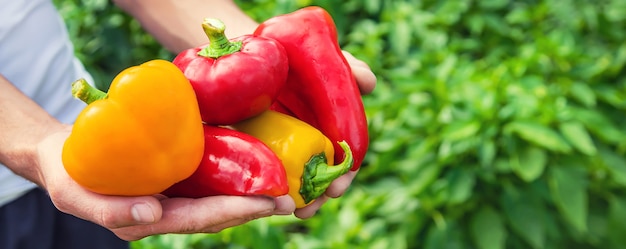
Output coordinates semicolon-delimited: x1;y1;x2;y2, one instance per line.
573;108;624;145
479;0;508;9
359;218;387;242
435;55;457;84
605;0;626;21
364;0;382;14
389;19;412;57
559;121;597;155
511;146;547;182
505;120;572;153
438;138;479;162
608;197;626;249
445;168;476;205
467;13;485;34
505;5;531;24
596;85;626;108
470;206;506;249
479;140;496;167
407;162;441;196
502;187;546;249
600;150;626;187
441;120;481;141
569;82;596;107
424;222;464;249
369;231;408;249
548;165;588;233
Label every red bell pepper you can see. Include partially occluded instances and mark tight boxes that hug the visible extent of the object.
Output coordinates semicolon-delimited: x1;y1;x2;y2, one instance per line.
173;18;288;125
254;7;369;170
162;125;289;198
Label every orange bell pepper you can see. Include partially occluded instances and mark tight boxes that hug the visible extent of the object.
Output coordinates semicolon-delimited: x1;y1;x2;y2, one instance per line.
62;59;204;196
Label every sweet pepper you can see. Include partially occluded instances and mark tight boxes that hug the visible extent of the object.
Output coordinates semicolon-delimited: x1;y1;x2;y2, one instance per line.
62;60;204;196
162;125;288;198
173;18;288;125
254;6;369;171
232;110;353;208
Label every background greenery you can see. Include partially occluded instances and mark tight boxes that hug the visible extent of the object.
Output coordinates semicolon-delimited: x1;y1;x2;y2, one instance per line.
53;0;626;248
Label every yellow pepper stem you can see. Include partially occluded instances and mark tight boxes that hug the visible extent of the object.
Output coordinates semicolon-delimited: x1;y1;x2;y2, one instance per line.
300;141;354;204
71;78;107;104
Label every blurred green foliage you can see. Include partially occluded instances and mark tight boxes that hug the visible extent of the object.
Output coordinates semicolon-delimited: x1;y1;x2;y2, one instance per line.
53;0;172;90
54;0;626;248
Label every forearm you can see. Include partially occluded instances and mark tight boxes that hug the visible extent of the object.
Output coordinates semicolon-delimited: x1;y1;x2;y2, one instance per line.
113;0;259;53
0;75;68;186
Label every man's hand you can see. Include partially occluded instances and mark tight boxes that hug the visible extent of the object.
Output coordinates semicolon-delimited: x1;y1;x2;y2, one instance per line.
37;129;295;241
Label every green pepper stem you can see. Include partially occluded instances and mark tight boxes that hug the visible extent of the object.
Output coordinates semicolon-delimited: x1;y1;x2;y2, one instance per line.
197;18;242;58
300;141;354;204
71;78;107;104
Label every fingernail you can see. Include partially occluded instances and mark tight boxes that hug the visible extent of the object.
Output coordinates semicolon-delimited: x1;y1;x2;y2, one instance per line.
131;203;155;224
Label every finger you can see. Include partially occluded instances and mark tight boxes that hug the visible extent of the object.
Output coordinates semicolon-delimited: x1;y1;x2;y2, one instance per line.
47;181;164;229
294;194;329;219
273;195;296;215
342;50;370;69
112;195;276;241
325;170;358;198
353;66;377;94
342;51;376;94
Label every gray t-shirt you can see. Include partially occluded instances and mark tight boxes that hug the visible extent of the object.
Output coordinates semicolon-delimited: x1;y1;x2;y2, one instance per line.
0;0;93;206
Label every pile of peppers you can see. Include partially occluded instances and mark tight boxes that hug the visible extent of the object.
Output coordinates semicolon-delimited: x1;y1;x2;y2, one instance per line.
62;6;369;208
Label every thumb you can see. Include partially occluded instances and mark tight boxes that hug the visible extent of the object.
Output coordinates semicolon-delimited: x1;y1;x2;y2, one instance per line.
48;185;164;229
109;195;164;227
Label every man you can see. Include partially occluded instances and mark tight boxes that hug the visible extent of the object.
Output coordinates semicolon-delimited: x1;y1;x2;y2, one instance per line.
0;0;376;248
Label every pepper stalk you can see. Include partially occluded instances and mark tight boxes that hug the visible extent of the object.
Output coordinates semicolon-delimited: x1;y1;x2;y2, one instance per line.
300;141;354;204
198;18;242;58
72;78;107;104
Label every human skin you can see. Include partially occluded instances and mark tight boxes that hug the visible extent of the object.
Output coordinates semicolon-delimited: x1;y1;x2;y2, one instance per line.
0;0;376;241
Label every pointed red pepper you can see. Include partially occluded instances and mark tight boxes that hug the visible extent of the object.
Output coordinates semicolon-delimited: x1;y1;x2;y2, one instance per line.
254;7;369;170
173;18;288;125
162;125;289;198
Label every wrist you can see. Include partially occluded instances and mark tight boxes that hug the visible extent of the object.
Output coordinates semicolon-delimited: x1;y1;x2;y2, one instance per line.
33;124;72;188
0;75;73;190
0;121;70;188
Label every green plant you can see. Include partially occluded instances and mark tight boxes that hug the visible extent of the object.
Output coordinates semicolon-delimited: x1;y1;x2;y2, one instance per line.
53;0;172;90
55;0;626;248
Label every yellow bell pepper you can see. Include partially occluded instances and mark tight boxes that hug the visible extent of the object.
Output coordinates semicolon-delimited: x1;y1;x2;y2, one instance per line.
232;110;353;208
62;59;204;196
